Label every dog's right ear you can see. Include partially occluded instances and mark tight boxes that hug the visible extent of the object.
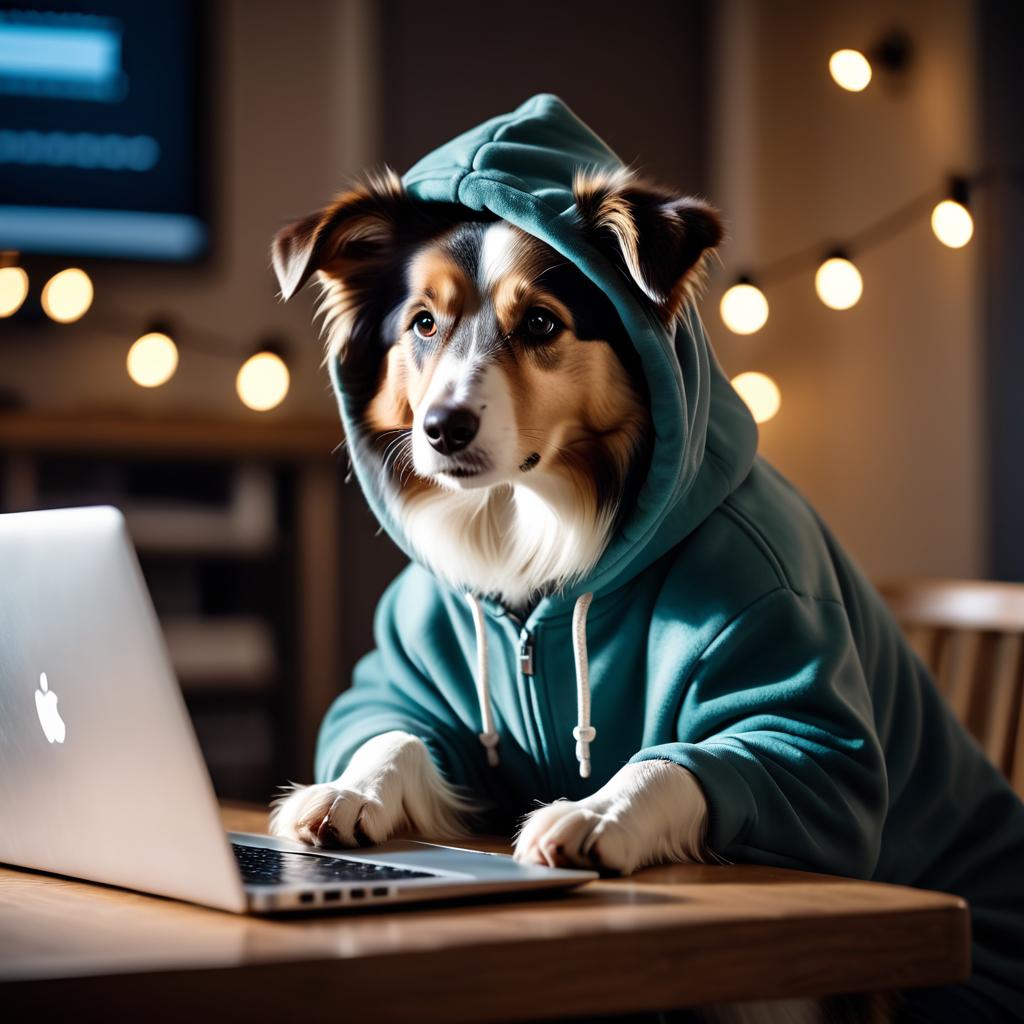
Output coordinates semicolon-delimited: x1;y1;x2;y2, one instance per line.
271;168;408;301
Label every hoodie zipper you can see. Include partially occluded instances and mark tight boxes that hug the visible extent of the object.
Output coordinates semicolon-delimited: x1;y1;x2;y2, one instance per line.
499;611;555;791
518;629;534;676
505;609;535;676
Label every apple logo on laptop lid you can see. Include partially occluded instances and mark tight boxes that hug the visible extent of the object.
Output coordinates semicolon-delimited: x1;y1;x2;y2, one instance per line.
35;672;67;744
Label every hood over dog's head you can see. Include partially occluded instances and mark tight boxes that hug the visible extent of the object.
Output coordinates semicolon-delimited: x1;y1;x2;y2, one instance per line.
272;95;755;609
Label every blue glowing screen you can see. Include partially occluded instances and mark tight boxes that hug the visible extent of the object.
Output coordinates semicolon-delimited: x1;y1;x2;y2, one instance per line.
0;2;207;261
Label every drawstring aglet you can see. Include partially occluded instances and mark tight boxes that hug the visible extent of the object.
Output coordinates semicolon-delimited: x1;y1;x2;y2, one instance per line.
573;725;596;778
478;730;500;767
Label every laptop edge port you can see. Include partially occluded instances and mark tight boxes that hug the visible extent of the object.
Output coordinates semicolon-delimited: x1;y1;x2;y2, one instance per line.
299;891;315;904
371;887;389;898
324;889;341;902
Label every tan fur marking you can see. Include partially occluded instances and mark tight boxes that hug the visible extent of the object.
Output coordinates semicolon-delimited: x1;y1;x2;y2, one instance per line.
365;346;413;432
406;245;471;321
493;277;576;338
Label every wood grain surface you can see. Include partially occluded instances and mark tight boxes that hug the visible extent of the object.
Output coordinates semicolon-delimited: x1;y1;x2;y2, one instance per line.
0;804;970;1023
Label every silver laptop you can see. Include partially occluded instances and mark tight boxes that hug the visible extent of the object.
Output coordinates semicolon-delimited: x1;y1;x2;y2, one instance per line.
0;506;597;914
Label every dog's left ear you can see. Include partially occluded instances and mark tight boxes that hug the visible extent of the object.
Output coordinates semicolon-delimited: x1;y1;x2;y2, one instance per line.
572;169;722;322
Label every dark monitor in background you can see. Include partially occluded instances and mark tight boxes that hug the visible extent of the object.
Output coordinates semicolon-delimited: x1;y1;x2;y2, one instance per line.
0;0;208;262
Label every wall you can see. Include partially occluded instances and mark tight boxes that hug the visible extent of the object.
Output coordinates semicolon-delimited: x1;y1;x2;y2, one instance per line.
378;0;710;191
707;0;985;582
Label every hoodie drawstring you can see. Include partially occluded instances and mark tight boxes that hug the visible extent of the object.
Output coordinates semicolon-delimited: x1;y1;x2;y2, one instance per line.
465;591;596;778
465;592;500;767
570;591;596;778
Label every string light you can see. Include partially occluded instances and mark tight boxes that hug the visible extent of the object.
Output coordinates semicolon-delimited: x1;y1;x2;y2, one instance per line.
720;278;770;335
127;327;179;388
237;347;290;412
0;264;28;318
931;178;973;249
829;49;872;92
41;267;93;323
815;253;863;310
731;372;781;424
829;31;911;94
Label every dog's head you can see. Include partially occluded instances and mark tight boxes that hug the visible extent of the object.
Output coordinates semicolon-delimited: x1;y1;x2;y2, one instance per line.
273;168;720;601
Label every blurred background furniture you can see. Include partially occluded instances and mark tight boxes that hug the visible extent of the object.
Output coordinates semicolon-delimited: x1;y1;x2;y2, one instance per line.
880;579;1024;798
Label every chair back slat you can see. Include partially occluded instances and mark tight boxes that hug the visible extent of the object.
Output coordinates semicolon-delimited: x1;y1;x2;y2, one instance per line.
935;630;979;724
1012;694;1024;798
879;579;1024;800
904;626;941;678
978;633;1023;776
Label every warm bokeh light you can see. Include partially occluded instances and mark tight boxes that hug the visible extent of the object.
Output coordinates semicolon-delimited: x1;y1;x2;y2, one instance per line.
829;49;872;92
720;282;770;335
931;199;974;249
0;265;29;317
815;256;863;310
236;351;290;411
127;332;179;388
41;267;93;323
731;371;781;425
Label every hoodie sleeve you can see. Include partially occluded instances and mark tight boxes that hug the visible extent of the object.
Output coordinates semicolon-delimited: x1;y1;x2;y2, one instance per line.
631;587;889;879
314;574;490;797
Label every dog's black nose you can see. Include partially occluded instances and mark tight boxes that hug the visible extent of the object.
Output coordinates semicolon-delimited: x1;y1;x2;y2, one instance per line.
423;403;480;455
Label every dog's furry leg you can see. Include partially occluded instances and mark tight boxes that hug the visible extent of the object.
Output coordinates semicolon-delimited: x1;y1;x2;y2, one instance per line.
514;759;708;873
269;731;476;847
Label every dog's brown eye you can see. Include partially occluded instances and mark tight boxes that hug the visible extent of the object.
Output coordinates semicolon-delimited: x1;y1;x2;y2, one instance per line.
523;307;559;340
412;312;437;339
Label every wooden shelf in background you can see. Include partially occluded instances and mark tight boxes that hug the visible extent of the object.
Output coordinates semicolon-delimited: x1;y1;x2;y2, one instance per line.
165;617;277;692
0;411;344;460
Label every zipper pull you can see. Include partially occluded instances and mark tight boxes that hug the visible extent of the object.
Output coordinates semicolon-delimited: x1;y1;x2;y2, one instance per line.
519;630;534;676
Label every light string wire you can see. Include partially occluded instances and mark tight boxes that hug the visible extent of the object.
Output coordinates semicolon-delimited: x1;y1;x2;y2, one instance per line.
87;309;254;359
732;166;1023;289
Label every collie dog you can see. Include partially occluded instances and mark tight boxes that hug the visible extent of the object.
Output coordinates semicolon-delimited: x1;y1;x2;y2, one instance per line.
270;167;719;870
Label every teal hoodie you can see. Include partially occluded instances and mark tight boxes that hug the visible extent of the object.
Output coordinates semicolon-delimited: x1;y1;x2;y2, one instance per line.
315;95;1024;1015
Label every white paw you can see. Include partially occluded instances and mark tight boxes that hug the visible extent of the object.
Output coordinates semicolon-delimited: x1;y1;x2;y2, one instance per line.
513;760;708;875
269;781;403;848
513;799;642;873
269;730;475;848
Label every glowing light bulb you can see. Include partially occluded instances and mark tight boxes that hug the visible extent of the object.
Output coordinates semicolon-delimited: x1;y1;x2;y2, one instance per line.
41;267;93;323
829;49;872;92
931;199;973;249
237;350;289;412
127;332;179;388
815;256;863;310
0;265;29;317
731;372;781;425
720;281;769;335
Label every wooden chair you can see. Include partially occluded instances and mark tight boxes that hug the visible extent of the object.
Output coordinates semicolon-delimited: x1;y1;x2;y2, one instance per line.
878;579;1024;799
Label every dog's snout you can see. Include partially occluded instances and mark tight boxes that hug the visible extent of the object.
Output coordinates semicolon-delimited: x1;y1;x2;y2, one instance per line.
423;403;480;455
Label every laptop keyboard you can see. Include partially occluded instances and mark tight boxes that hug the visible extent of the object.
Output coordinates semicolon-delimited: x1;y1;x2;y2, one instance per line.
232;842;438;887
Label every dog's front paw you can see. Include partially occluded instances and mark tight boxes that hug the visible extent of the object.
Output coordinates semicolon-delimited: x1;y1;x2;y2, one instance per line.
513;760;708;875
269;730;476;849
269;781;403;848
513;799;643;873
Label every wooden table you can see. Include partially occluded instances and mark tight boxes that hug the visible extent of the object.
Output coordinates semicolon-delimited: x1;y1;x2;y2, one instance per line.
0;805;970;1023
